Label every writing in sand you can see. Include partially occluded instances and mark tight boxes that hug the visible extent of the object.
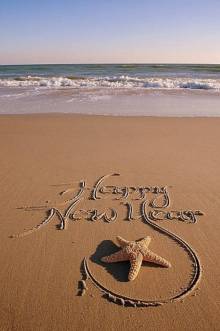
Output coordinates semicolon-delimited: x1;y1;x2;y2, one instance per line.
12;173;204;237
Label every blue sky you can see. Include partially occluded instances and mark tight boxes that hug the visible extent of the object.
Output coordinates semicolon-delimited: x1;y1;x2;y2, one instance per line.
0;0;220;64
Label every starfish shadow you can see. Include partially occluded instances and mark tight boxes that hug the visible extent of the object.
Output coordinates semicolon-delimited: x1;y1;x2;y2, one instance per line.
90;240;130;282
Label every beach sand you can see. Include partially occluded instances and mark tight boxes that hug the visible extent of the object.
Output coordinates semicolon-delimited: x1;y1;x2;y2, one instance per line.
0;114;219;330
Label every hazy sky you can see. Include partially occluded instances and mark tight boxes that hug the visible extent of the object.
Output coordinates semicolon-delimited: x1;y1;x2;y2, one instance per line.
0;0;220;64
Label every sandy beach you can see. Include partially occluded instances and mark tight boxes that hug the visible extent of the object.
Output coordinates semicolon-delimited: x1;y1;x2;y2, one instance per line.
0;114;220;331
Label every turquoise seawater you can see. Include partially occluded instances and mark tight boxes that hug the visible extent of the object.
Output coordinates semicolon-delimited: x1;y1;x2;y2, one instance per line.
1;63;220;79
0;64;220;90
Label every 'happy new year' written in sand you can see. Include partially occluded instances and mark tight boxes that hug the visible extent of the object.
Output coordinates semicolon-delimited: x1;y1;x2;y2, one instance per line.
12;173;204;237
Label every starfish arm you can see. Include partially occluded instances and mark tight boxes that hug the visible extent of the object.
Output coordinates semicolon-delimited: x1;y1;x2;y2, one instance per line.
101;249;129;263
116;236;130;247
128;253;143;281
138;236;151;247
143;250;171;268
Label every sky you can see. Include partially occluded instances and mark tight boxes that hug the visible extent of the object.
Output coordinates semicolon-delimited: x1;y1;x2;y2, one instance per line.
0;0;220;64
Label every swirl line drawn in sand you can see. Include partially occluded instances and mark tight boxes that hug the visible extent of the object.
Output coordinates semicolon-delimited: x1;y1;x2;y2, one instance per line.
79;201;201;307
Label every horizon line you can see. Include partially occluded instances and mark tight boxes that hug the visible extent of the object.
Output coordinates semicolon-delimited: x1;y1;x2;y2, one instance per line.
0;62;220;66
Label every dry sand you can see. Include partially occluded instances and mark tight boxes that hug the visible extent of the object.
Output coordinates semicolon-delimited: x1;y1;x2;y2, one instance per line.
0;114;220;331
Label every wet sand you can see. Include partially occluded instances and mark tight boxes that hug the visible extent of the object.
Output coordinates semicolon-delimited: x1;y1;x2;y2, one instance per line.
0;114;219;330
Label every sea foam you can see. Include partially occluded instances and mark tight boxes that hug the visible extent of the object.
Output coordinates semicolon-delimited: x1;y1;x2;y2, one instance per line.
0;75;220;91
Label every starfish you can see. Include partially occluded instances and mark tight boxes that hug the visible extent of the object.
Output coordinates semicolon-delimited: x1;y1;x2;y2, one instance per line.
101;236;171;281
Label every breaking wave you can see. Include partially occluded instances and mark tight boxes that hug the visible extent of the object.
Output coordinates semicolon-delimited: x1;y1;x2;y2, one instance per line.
0;75;220;91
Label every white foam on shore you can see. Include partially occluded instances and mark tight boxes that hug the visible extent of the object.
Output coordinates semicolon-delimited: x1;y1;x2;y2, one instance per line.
1;75;220;91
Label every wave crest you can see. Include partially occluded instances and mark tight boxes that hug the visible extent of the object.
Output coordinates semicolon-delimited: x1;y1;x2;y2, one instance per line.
0;75;220;91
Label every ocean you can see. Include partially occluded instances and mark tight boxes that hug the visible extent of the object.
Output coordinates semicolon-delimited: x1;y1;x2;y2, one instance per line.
0;64;220;116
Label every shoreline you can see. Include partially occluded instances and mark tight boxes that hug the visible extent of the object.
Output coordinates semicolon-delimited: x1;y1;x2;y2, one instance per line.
1;112;220;118
1;87;220;117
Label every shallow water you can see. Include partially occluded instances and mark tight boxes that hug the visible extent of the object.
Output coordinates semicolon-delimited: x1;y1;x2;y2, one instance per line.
1;88;220;117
